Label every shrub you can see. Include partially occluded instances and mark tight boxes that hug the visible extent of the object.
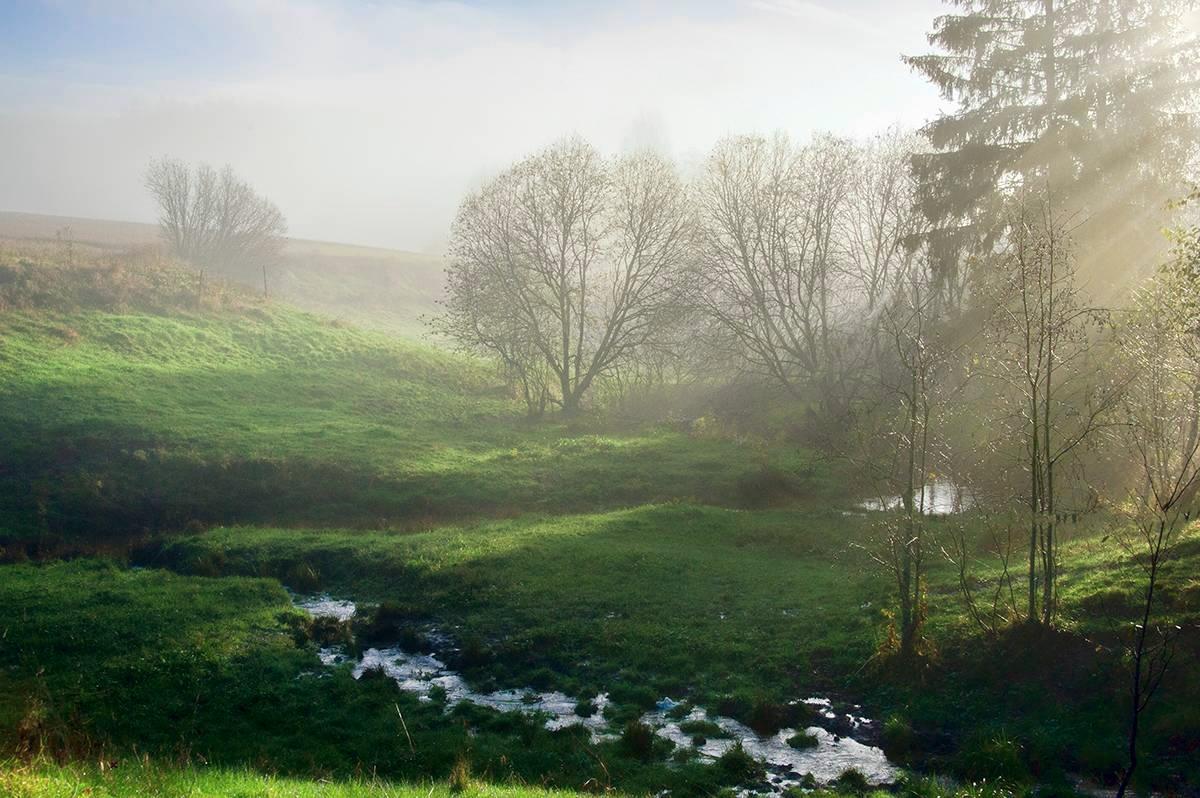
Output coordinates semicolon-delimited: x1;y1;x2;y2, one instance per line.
716;743;763;782
621;720;657;761
833;768;870;795
786;731;818;749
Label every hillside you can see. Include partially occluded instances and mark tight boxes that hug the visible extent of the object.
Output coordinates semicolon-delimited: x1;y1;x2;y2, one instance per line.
0;211;444;336
1;255;1198;797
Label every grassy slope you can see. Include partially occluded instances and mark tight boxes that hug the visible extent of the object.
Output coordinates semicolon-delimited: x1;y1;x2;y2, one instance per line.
2;259;1199;792
0;763;582;798
0;211;443;335
0;305;813;542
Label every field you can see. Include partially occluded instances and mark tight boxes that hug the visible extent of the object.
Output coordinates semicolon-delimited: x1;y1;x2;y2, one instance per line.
1;252;1199;796
0;211;444;335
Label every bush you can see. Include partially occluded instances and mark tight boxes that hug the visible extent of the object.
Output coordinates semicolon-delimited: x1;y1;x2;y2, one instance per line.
621;720;656;761
786;731;818;749
716;743;763;782
833;768;870;795
882;715;915;760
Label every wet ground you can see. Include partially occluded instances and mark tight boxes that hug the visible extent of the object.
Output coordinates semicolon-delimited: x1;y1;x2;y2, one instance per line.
295;594;898;794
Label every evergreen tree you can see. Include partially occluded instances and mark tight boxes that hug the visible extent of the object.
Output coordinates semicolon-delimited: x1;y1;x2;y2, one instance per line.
905;0;1199;293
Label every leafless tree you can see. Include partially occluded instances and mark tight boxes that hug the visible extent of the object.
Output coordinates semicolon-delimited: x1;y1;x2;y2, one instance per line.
852;251;960;659
842;128;926;315
976;193;1119;625
693;133;861;423
1110;239;1200;797
145;158;287;298
438;138;691;415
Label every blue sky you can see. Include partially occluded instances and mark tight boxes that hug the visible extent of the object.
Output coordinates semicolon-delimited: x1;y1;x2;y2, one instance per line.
0;0;949;249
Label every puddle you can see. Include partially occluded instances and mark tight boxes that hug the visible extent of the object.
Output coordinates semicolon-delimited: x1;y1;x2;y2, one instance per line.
859;480;972;515
296;596;897;791
295;593;358;622
643;705;895;789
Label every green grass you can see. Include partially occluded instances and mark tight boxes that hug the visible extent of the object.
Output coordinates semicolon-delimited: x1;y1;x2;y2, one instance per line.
0;304;824;543
154;504;887;703
0;760;587;798
0;560;835;797
3;259;1200;794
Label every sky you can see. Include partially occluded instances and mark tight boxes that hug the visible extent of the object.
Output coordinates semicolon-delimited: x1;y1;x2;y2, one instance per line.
0;0;948;252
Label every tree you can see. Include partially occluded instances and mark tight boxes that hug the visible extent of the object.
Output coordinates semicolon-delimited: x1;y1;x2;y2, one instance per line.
1110;228;1200;797
905;0;1199;289
439;138;691;415
145;158;287;297
842;128;928;315
976;192;1117;624
855;251;956;659
693;133;861;424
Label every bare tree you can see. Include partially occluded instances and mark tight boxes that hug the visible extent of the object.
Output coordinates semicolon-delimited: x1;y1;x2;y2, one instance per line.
693;133;861;423
145;158;287;297
976;193;1118;625
439;138;691;415
852;251;958;659
1111;240;1200;797
842;128;926;315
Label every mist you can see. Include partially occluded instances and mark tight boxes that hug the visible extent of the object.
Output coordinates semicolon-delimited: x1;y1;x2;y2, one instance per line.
0;0;944;251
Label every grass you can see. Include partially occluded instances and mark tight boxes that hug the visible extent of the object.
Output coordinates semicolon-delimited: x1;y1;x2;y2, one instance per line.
0;560;837;797
3;257;1200;794
0;301;823;544
152;504;887;703
0;210;446;335
0;760;587;798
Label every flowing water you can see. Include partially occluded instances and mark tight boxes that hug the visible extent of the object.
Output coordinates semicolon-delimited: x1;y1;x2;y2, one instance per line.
298;595;898;793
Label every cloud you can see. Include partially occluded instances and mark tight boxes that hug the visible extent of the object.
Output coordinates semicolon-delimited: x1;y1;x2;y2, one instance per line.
0;0;945;250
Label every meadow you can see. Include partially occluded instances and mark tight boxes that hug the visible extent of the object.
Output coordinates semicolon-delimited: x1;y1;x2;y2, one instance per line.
1;254;1198;796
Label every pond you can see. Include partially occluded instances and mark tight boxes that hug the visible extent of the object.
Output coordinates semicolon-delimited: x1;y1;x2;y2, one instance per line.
858;479;973;515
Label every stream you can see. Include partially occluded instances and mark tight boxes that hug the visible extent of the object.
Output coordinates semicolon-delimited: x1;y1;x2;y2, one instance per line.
296;595;898;794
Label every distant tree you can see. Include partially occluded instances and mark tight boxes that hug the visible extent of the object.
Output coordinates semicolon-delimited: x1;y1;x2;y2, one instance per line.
1111;223;1200;797
905;0;1200;290
439;139;691;415
145;158;287;297
842;128;927;315
693;133;861;425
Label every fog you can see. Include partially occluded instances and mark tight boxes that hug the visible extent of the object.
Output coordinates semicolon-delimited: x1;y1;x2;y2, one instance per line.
0;0;945;251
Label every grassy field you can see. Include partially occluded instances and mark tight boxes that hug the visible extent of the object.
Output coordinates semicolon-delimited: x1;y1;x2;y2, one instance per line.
0;761;614;798
0;210;445;335
0;300;816;545
1;255;1199;795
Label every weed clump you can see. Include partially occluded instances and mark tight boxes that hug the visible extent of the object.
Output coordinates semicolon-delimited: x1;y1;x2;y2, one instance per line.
833;768;870;795
786;731;818;749
881;715;914;760
621;720;657;761
448;754;472;793
358;601;421;646
716;743;763;783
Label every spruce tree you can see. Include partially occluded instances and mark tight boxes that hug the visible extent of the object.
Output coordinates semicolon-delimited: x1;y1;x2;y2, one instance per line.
905;0;1199;291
